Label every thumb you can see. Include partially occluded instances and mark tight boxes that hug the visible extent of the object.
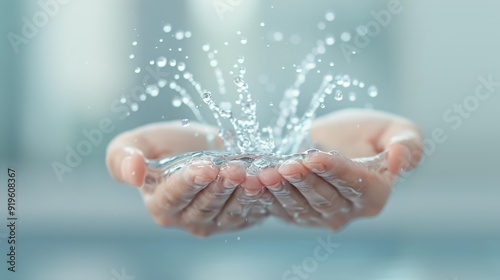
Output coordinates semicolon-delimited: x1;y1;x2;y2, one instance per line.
106;145;146;187
386;133;423;175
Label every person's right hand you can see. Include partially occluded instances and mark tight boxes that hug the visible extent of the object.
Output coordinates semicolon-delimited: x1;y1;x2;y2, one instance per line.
106;122;272;236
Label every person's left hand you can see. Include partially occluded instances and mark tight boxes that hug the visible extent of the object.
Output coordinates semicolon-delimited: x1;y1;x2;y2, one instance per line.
257;109;422;231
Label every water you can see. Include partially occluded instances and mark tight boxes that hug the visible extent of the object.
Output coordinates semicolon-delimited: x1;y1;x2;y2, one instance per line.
123;13;386;190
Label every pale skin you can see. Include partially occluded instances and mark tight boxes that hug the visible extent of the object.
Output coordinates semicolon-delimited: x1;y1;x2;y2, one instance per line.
106;109;422;236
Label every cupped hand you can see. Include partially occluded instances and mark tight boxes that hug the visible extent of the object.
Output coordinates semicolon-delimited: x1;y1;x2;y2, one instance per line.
257;109;423;231
106;122;271;236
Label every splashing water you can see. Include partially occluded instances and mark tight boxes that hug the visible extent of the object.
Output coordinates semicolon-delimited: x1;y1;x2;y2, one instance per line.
123;13;385;190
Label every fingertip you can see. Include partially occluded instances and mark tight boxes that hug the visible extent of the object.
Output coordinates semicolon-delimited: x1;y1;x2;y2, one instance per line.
241;175;265;195
303;151;337;173
387;142;411;175
277;160;303;177
121;153;146;187
184;159;218;186
257;167;282;187
219;162;246;186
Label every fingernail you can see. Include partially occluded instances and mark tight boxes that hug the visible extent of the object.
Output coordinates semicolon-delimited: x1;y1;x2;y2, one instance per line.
243;187;264;197
266;182;283;190
307;163;326;173
284;173;303;183
194;176;212;186
222;178;239;189
121;156;133;184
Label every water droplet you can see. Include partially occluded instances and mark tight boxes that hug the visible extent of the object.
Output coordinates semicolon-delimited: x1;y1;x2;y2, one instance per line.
130;103;139;112
325;36;335;46
237;56;245;64
184;31;192;38
132;41;138;46
341;32;352;42
129;54;135;59
158;79;167;88
163;24;172;33
146;85;159;97
134;67;141;73
233;76;247;89
325;12;335;21
348;92;357;102
237;236;241;241
342;75;351;87
358;82;365;88
334;90;344;101
329;62;335;67
368;86;378;97
202;92;211;102
273;32;284;42
175;31;184;40
260;22;266;27
305;62;316;70
156;57;167;67
120;97;126;104
181;119;191;127
202;44;210;52
172;96;182;107
177;62;186;72
169;59;177;67
149;60;154;65
240;37;248;44
159;38;163;43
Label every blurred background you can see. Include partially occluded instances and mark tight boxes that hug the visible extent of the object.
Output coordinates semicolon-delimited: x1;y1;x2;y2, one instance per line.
1;0;499;279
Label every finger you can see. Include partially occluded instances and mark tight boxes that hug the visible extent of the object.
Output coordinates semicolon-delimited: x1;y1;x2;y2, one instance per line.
215;175;265;228
256;168;293;221
106;146;147;187
245;189;275;223
303;151;371;195
386;135;423;175
151;159;218;213
106;122;220;186
258;167;322;224
181;162;246;223
304;151;391;216
278;159;351;216
377;121;422;174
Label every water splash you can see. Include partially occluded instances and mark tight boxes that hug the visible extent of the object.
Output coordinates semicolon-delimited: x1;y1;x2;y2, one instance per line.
124;13;384;189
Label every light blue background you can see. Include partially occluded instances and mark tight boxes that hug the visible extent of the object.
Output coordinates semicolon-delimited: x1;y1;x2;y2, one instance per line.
1;0;499;279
